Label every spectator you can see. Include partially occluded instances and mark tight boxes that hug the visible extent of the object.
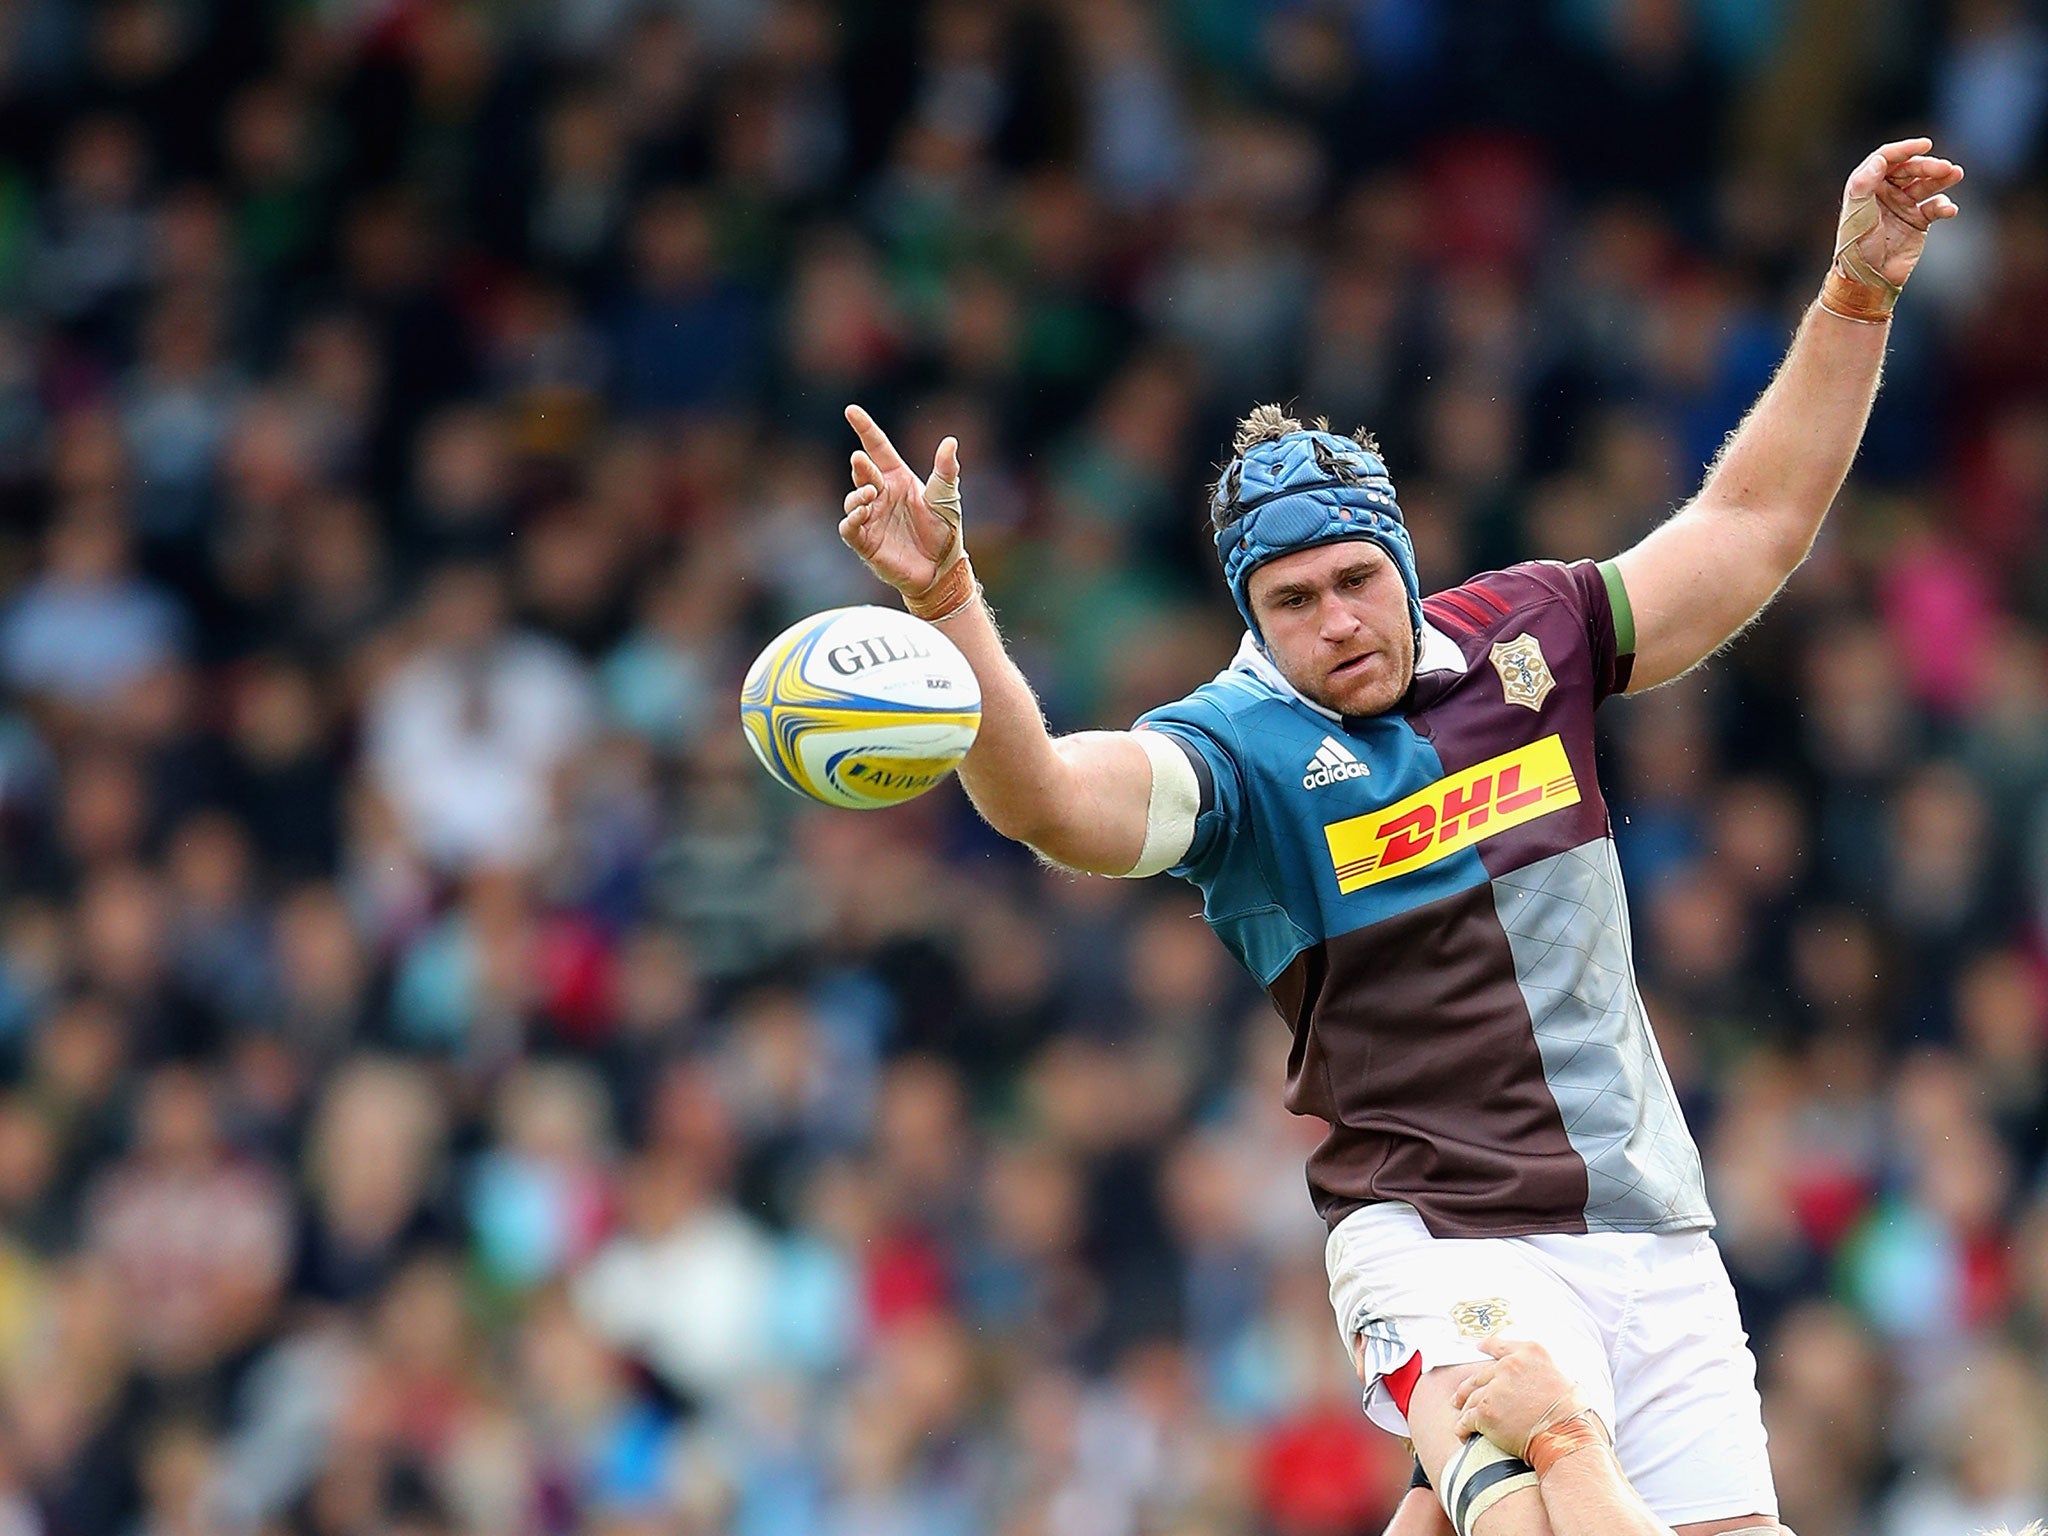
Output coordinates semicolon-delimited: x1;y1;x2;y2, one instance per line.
295;1058;451;1306
27;117;153;347
0;502;186;709
573;1151;776;1406
468;1061;614;1293
608;191;761;420
364;564;597;874
83;1065;291;1378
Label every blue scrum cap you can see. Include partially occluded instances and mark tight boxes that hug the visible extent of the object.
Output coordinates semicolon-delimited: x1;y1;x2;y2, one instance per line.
1211;425;1422;644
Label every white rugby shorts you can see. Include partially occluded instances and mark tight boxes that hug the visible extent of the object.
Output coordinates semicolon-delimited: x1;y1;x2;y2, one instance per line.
1325;1201;1778;1527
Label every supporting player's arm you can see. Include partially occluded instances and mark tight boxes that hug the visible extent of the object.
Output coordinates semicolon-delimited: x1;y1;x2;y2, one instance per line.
1612;139;1963;692
836;406;1169;876
1450;1338;1680;1536
1384;1484;1457;1536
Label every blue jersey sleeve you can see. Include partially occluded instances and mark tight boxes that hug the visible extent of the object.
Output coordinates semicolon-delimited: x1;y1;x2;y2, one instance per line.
1133;689;1244;881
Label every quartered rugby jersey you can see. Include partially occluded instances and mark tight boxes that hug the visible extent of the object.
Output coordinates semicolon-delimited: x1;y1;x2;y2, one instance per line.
1137;559;1711;1239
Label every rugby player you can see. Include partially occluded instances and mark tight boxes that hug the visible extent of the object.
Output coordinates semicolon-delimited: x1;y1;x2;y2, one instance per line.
835;139;1961;1536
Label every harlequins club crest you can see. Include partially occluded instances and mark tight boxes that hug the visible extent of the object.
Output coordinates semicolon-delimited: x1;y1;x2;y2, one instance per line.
1450;1298;1512;1338
1490;634;1556;712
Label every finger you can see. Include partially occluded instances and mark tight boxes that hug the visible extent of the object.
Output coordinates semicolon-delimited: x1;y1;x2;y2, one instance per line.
1873;136;1934;166
1891;162;1963;197
933;435;960;488
1455;1407;1477;1437
1477;1335;1510;1358
1845;148;1892;198
851;450;883;491
1453;1362;1496;1408
1924;194;1960;221
843;485;876;516
1886;155;1954;184
1848;138;1937;196
845;404;907;473
1893;171;1963;203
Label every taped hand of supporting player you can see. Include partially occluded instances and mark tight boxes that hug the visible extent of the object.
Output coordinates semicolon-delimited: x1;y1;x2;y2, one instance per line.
1449;1337;1603;1461
840;405;978;622
1823;138;1963;322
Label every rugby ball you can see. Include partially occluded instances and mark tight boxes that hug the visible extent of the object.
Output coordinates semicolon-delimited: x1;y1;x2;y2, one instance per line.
739;606;981;809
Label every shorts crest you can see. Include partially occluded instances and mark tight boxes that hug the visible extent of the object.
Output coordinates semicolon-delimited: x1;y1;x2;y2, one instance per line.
1450;1297;1513;1338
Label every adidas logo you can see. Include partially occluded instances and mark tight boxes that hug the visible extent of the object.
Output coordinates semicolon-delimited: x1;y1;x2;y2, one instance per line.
1302;735;1371;789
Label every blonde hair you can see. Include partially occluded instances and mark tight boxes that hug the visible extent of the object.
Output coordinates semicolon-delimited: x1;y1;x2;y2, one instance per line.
1229;403;1381;459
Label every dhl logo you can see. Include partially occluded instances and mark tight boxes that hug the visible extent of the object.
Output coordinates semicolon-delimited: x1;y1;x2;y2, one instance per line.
1325;734;1580;893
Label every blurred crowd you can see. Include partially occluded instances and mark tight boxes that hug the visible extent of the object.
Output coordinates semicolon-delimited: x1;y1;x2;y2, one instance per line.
1;0;2047;1534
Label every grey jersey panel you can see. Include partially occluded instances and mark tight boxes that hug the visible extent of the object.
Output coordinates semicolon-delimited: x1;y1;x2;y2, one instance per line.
1491;839;1713;1232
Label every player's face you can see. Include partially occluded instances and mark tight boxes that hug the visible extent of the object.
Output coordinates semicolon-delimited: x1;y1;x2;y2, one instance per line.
1248;542;1415;716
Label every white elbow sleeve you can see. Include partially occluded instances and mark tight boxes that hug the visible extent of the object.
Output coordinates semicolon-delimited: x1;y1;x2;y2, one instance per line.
1119;729;1201;878
1440;1436;1539;1536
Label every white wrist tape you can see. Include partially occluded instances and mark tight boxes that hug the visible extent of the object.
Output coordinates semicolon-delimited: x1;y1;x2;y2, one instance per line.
1118;729;1200;878
1440;1436;1539;1536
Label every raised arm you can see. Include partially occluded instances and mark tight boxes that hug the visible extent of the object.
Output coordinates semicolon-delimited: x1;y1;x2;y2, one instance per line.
1614;139;1962;692
837;406;1169;876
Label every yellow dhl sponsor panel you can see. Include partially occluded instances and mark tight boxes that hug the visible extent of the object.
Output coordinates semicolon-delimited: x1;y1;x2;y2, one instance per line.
1325;734;1580;893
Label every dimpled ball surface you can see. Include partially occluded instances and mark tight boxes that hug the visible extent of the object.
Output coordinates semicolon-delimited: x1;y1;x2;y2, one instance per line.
739;606;982;809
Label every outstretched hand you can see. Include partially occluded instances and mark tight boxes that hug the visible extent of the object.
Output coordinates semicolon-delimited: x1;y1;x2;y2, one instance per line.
1837;137;1962;293
839;404;964;602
